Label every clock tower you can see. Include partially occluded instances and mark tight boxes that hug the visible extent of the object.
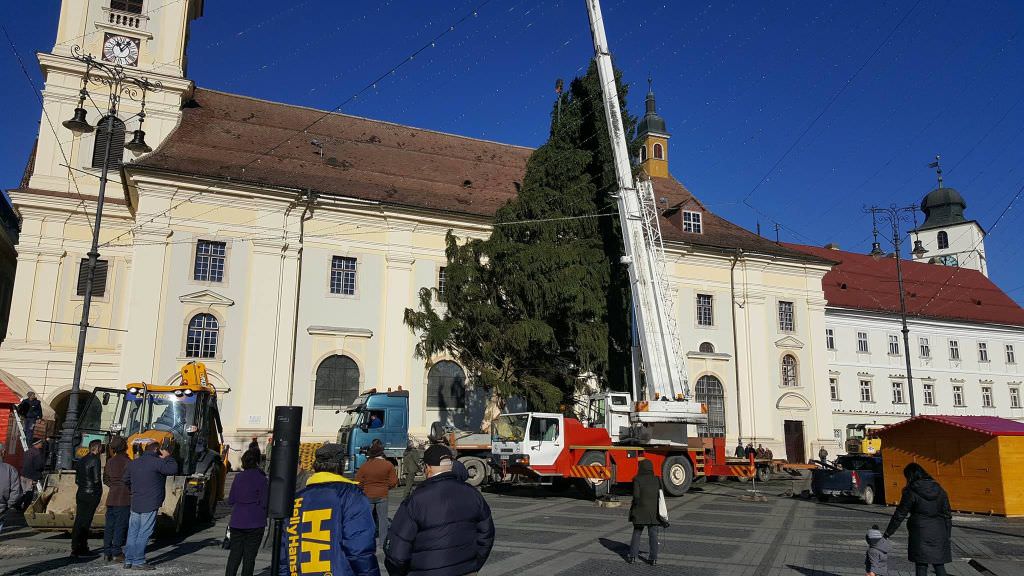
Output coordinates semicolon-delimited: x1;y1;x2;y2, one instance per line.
24;0;203;195
911;184;988;277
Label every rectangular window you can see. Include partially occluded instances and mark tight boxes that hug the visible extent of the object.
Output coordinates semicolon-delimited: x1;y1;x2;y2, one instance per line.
888;335;900;355
1007;344;1017;364
111;0;144;13
330;256;358;295
825;328;835;350
979;342;989;362
923;384;935;405
829;377;840;401
953;385;965;406
682;211;702;234
949;340;960;361
859;380;873;402
982;386;993;408
778;301;795;332
76;258;109;298
1011;387;1021;409
696;294;714;326
194;240;226;282
437;266;447;299
857;332;869;353
919;337;931;358
892;381;905;404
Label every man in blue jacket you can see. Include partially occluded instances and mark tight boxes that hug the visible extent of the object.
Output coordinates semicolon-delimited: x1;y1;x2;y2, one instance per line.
279;443;380;576
384;445;494;576
123;440;177;570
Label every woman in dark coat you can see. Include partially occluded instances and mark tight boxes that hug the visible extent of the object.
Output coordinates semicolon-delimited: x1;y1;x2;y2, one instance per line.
627;458;661;565
884;463;953;576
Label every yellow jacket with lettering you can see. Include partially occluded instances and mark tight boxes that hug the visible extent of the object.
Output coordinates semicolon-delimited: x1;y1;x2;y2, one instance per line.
279;472;380;576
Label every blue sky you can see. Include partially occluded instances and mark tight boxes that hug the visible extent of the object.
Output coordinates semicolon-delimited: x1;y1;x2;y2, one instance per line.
3;1;1023;301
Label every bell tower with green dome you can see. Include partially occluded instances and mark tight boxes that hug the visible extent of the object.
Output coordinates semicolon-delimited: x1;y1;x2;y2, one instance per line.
911;157;987;276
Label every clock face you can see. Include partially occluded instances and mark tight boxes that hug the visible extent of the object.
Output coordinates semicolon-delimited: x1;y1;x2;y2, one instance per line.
102;33;140;66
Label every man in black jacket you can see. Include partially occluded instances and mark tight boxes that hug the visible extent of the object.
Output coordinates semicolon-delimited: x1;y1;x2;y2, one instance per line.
384;445;494;576
21;438;46;497
17;392;43;444
71;439;104;557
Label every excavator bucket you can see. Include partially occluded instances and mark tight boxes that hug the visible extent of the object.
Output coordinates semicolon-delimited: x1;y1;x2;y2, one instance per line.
25;470;186;533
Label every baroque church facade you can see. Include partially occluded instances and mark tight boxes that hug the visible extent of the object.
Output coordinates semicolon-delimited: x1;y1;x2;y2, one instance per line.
7;0;864;463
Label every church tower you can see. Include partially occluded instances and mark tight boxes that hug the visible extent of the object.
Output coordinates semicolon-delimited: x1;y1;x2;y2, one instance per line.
910;162;987;276
25;0;202;196
636;81;670;178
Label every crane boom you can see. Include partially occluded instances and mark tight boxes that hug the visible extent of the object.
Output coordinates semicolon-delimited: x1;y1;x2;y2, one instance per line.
585;0;705;429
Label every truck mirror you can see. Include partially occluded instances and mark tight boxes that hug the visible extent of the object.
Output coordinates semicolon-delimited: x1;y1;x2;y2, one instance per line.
102;393;110;406
359;423;370;432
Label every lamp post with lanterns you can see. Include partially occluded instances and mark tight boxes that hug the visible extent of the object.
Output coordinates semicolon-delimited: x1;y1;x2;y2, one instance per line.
56;45;160;470
865;205;928;418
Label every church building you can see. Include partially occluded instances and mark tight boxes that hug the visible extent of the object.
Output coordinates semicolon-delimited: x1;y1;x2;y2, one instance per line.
4;0;842;463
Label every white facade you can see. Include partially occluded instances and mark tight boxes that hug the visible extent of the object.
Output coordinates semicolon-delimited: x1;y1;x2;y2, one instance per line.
911;222;987;277
825;308;1024;449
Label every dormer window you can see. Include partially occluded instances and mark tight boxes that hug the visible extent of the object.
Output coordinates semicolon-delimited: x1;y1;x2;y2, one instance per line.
653;142;664;160
937;230;949;249
683;211;702;234
111;0;143;14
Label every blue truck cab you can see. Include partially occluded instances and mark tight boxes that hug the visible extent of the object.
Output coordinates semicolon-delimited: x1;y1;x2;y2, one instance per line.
336;389;409;475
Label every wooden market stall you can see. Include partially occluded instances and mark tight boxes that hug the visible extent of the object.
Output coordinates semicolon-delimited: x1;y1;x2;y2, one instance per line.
876;415;1024;516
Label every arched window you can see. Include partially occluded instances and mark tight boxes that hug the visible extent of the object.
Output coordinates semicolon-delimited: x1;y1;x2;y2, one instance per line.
315;355;361;408
427;360;466;410
639;145;647;162
937;230;949;249
91;116;126;169
781;354;798;387
653;143;664;160
695;375;725;438
185;313;219;358
698;342;715;353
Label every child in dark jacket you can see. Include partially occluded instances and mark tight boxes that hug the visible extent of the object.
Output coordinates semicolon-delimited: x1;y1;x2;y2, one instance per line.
865;524;892;576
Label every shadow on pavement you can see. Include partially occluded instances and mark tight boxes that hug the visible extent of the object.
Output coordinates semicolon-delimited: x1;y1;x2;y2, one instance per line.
4;556;97;576
598;537;631;561
785;565;843;576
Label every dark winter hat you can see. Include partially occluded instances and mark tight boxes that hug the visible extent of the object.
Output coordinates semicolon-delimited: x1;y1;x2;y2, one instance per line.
423;444;453;466
866;526;884;540
314;443;345;463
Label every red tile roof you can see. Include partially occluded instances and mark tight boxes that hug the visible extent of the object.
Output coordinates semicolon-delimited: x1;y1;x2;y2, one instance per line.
785;243;1024;327
876;415;1024;437
126;88;818;261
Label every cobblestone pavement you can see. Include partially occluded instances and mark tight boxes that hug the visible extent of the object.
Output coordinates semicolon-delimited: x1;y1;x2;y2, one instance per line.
0;476;1020;575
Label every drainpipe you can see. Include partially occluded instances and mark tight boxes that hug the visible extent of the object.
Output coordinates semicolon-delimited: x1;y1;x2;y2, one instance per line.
287;190;317;406
730;249;744;440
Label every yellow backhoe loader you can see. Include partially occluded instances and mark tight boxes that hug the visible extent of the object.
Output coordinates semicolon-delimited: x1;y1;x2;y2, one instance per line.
25;362;229;533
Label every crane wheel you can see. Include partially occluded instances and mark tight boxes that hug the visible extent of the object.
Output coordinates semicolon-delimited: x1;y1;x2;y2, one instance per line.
661;455;694;497
576;451;612;500
459;457;488;488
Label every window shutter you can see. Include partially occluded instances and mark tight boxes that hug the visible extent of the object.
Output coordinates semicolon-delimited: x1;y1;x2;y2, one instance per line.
91;116;126;170
77;259;109;297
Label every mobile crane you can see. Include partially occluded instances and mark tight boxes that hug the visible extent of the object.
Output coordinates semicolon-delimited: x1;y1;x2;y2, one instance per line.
491;0;757;497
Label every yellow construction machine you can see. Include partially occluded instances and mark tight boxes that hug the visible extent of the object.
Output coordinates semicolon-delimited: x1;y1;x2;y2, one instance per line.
25;362;229;533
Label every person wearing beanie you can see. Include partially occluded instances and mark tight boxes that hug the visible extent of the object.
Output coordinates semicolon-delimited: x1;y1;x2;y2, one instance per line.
865;524;892;576
355;439;398;548
277;443;379;576
384;444;494;576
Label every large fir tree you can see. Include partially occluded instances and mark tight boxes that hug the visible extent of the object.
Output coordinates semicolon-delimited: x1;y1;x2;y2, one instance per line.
404;62;638;417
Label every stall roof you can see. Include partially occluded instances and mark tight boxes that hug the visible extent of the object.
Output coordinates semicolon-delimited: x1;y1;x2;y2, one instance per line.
876;415;1024;437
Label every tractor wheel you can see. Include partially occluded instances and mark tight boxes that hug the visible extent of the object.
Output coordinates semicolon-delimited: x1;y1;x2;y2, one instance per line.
575;451;612;499
661;455;694;497
861;485;876;505
460;457;488;488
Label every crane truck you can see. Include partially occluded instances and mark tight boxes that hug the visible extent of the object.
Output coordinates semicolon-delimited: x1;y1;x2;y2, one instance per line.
25;362;228;532
491;0;758;497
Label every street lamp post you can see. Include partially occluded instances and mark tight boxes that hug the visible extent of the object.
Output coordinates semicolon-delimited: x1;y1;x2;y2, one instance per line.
866;205;928;418
56;46;159;470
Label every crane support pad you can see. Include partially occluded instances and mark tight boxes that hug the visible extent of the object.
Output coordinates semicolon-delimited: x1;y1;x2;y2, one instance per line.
567;464;613;480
